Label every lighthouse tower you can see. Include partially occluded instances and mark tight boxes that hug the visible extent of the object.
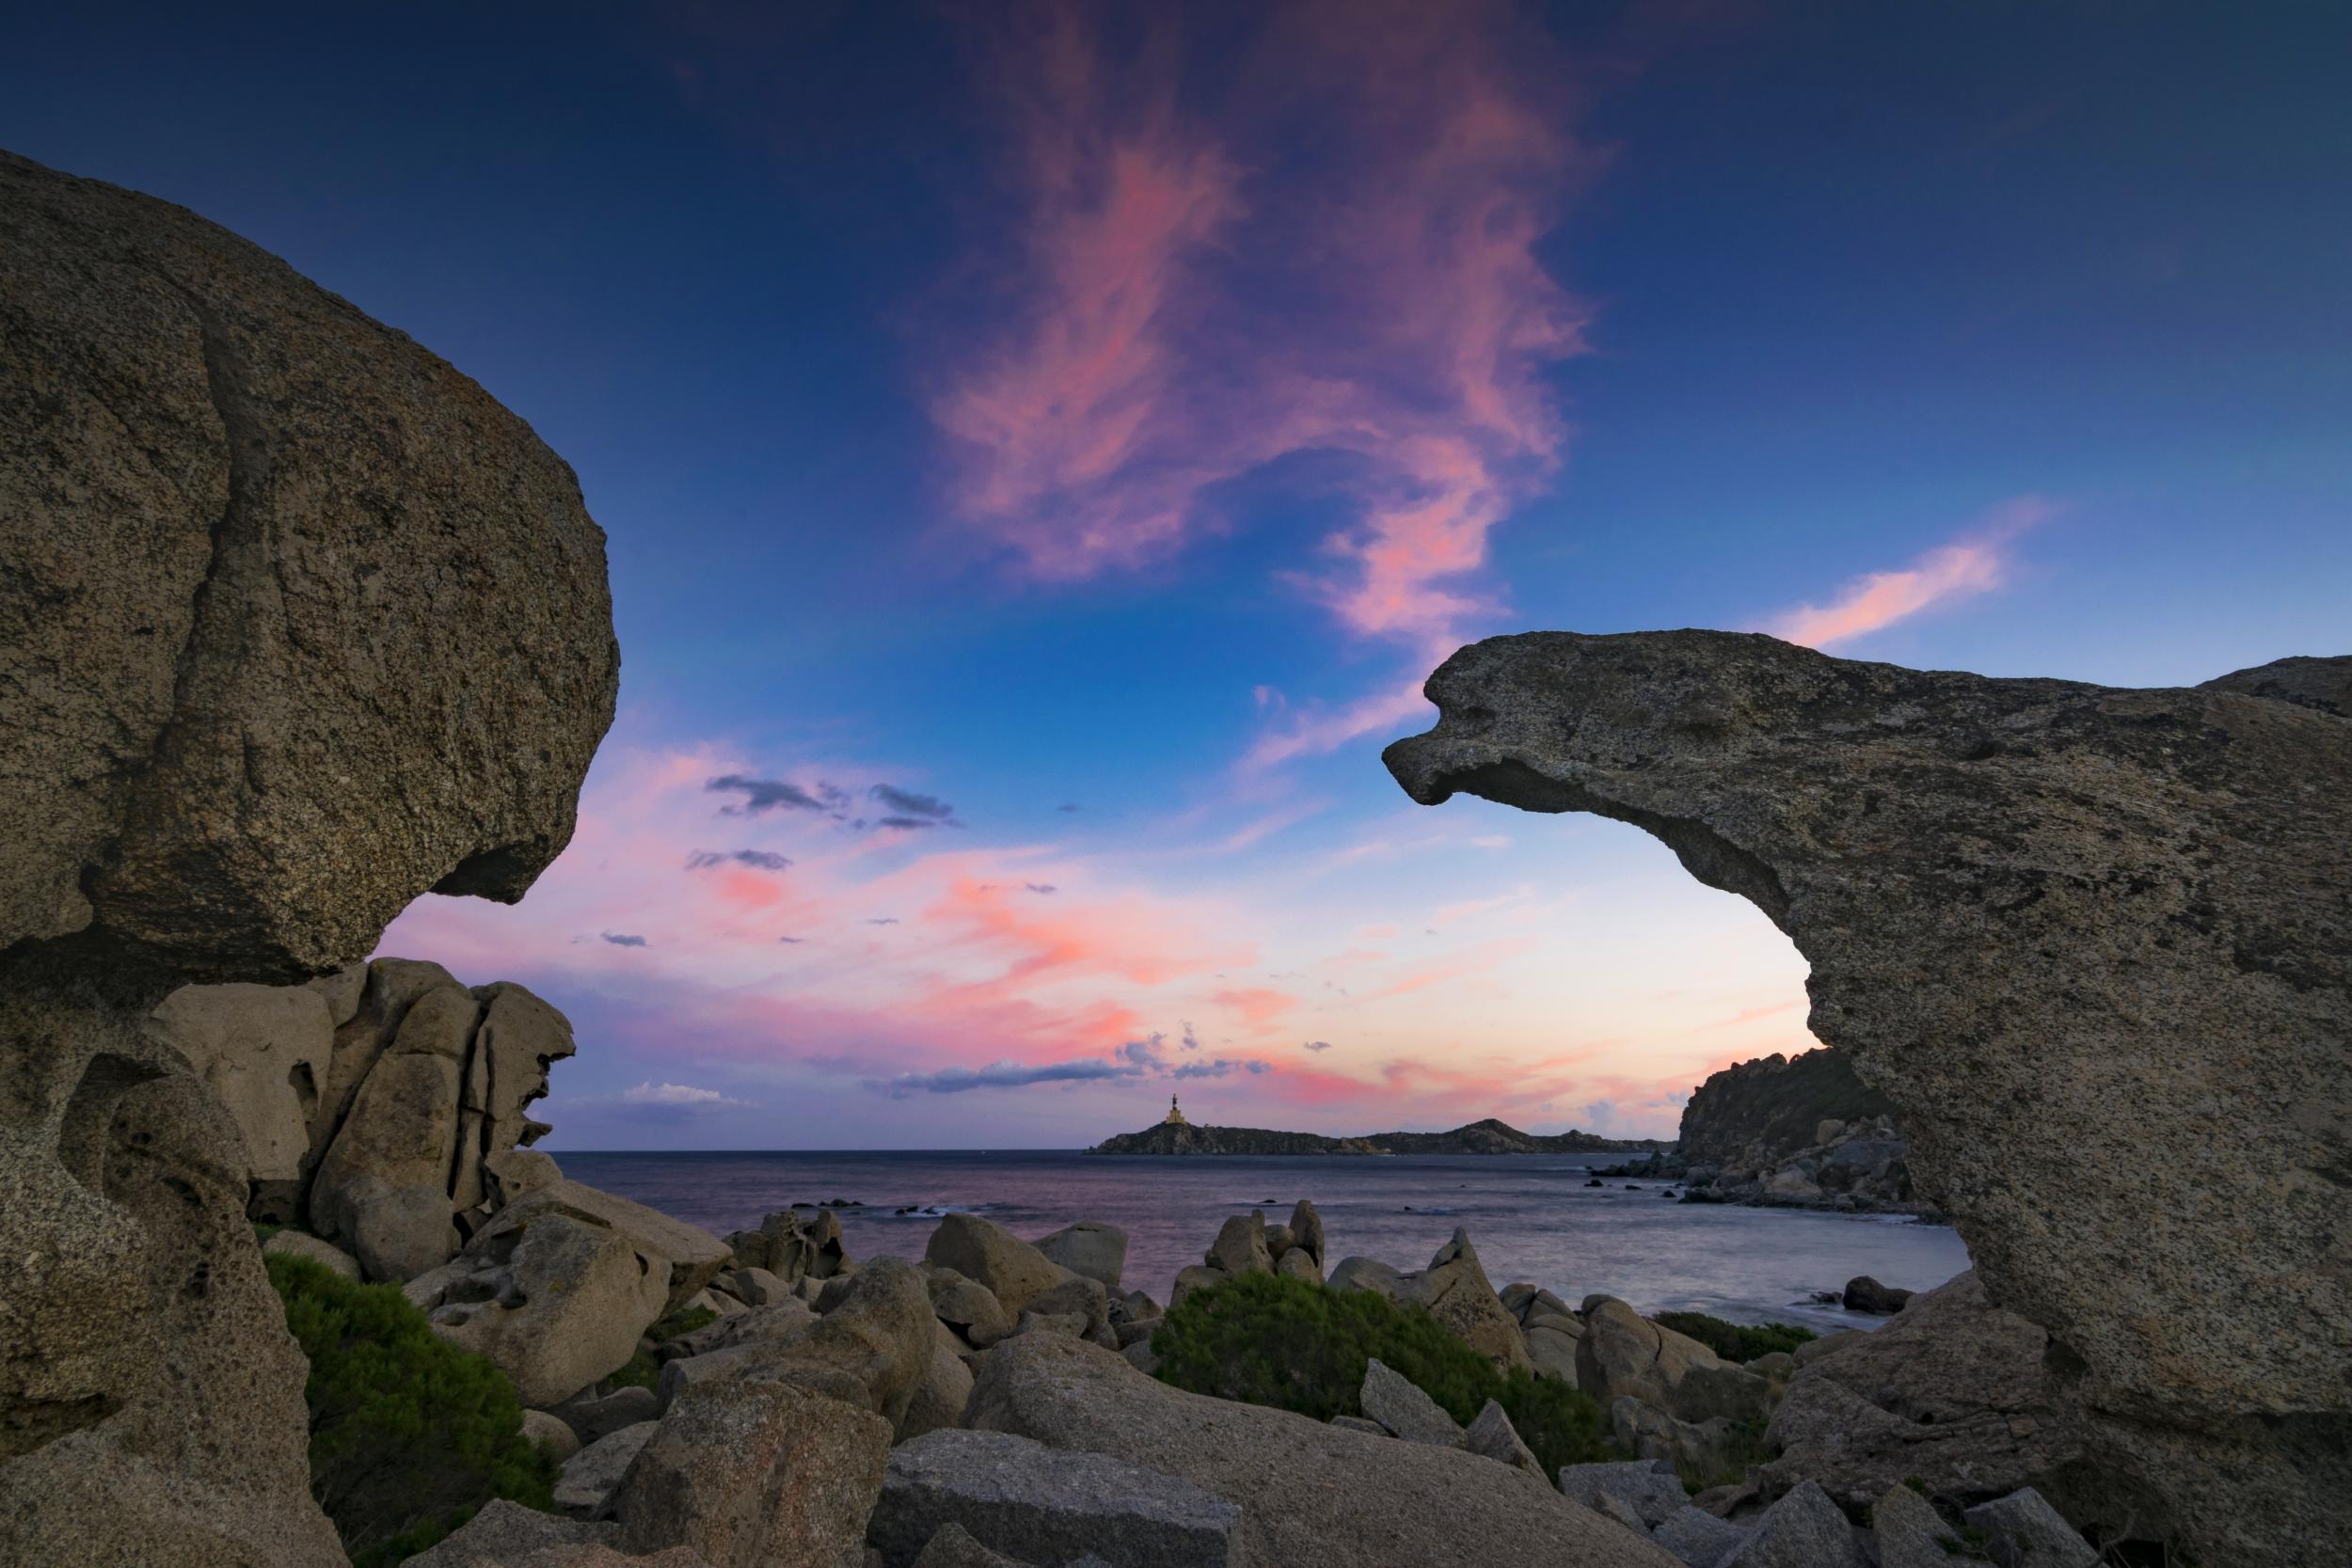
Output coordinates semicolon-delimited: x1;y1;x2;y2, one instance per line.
1163;1093;1189;1127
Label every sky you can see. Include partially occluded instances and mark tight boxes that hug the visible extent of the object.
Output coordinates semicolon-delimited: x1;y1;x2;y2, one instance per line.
8;2;2346;1148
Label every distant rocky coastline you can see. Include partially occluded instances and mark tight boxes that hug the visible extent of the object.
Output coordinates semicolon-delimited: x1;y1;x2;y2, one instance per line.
1088;1115;1667;1157
1598;1047;1936;1219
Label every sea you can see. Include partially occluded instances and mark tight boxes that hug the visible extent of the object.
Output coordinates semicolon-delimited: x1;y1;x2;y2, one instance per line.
563;1149;1971;1334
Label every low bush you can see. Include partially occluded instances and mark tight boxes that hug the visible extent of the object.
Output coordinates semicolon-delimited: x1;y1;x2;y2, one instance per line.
1152;1271;1610;1472
1653;1311;1816;1363
267;1253;557;1568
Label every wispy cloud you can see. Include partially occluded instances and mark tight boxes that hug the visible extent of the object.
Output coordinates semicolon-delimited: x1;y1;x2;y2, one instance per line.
601;932;649;948
707;774;834;815
1303;1038;1334;1053
936;0;1590;673
685;848;793;872
1766;497;2055;648
872;1057;1145;1099
622;1080;754;1108
1174;1056;1271;1080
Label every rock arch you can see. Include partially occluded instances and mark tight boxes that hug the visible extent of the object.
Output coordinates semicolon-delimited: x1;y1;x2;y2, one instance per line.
1384;630;2349;1567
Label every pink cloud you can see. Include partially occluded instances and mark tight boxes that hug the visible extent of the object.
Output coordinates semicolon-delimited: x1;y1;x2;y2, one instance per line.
1211;986;1301;1036
935;0;1592;657
1768;496;2056;648
1359;937;1538;1002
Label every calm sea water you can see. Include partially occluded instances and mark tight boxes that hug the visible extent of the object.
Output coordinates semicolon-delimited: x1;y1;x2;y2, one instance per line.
563;1149;1970;1334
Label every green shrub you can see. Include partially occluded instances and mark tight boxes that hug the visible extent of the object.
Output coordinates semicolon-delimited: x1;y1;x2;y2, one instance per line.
1152;1271;1611;1472
267;1253;557;1568
1653;1311;1816;1363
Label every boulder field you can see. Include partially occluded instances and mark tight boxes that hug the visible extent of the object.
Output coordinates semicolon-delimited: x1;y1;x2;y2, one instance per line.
1383;628;2351;1565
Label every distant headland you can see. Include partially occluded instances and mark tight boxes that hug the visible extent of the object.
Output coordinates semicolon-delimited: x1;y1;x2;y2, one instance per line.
1087;1103;1667;1157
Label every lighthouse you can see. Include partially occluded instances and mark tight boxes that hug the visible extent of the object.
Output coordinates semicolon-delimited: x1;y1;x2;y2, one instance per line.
1163;1093;1189;1127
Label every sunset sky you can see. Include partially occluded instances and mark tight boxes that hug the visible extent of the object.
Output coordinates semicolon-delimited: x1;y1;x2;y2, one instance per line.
10;3;2345;1146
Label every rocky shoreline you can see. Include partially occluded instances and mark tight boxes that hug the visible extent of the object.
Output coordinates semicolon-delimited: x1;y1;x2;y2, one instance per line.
147;947;2112;1564
165;952;2109;1566
4;148;2343;1566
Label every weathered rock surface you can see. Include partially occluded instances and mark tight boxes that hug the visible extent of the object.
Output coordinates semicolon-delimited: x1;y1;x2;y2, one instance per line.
521;1406;583;1465
402;1499;629;1567
1719;1480;1866;1568
1360;1357;1464;1448
1464;1399;1545;1480
1416;1229;1532;1372
923;1214;1074;1317
1963;1487;2099;1568
149;958;579;1272
906;1524;1026;1568
1385;630;2352;1565
1284;1197;1326;1268
145;980;332;1215
0;148;615;1566
1203;1212;1272;1276
1326;1230;1530;1371
967;1331;1679;1567
554;1421;660;1518
870;1429;1246;1568
1870;1483;1964;1568
1556;1459;1690;1529
423;1205;670;1407
1759;1272;2090;1518
0;146;615;970
1576;1296;1724;1409
612;1376;890;1568
497;1180;731;1314
1032;1221;1126;1290
898;1323;976;1442
925;1266;1013;1350
1652;1504;1746;1568
727;1206;850;1284
553;1384;660;1448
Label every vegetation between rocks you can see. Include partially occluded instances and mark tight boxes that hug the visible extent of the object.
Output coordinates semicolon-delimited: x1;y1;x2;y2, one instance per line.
1151;1270;1611;1472
267;1253;557;1568
1652;1311;1816;1363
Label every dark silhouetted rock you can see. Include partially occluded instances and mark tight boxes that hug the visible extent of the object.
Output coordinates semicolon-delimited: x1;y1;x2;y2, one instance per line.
1841;1275;1912;1314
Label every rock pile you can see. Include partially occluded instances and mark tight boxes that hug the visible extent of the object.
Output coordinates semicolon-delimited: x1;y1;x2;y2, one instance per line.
1384;628;2352;1563
1168;1198;1325;1305
150;959;580;1275
0;147;616;1565
1327;1226;1530;1372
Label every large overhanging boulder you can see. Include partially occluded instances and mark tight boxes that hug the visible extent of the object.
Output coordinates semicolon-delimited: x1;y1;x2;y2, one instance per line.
0;149;617;1564
1383;629;2349;1567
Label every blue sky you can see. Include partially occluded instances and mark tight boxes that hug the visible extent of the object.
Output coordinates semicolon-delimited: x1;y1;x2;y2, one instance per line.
9;2;2344;1147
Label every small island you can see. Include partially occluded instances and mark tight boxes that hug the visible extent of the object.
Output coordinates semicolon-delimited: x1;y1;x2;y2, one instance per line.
1087;1099;1667;1156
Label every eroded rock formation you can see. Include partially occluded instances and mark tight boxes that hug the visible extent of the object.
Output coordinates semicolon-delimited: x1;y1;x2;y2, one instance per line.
1;150;616;1564
1384;629;2350;1565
